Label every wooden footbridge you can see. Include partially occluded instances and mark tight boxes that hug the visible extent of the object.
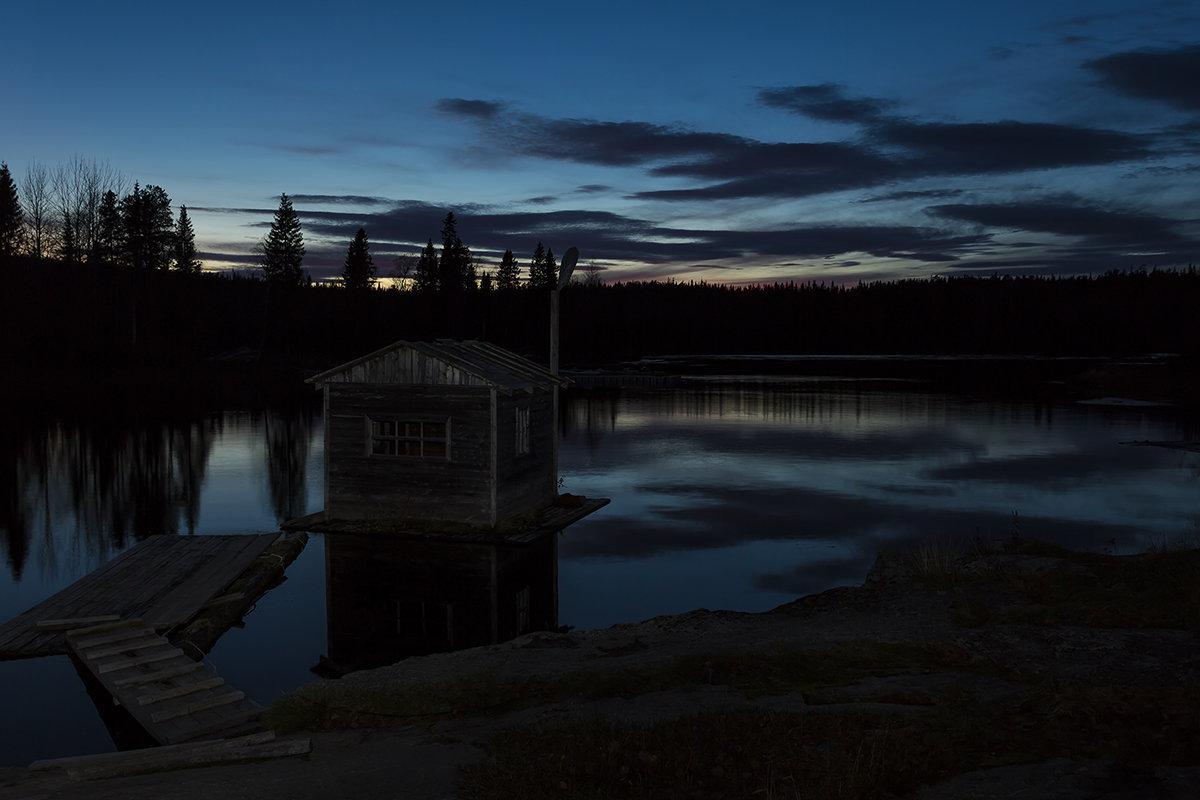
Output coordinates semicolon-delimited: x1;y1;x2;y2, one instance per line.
65;619;265;744
0;532;307;748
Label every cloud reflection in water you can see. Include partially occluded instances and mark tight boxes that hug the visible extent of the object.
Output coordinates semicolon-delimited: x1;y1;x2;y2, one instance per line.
556;384;1198;629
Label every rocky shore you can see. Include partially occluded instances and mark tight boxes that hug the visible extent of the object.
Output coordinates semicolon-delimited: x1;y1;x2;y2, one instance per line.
5;539;1198;799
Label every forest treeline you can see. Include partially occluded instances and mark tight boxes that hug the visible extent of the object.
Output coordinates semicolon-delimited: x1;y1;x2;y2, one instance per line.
6;157;1197;375
3;252;1198;379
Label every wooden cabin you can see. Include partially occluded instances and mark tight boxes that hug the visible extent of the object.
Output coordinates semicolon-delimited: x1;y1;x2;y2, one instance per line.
306;340;566;531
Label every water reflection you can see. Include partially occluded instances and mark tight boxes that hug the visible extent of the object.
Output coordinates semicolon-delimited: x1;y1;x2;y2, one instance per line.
320;534;557;675
0;402;316;583
0;417;218;580
264;403;313;524
556;383;1200;628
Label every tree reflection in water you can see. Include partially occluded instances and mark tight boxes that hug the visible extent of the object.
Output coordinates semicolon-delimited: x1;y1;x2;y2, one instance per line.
0;416;217;581
0;390;317;583
263;403;312;525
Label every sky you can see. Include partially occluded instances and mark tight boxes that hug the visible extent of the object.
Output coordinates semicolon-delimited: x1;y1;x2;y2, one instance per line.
3;0;1198;285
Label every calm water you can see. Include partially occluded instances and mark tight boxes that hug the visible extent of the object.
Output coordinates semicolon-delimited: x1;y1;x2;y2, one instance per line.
2;372;1198;764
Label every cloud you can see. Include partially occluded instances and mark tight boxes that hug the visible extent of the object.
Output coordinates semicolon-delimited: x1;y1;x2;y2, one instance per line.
874;120;1151;175
1086;45;1200;110
289;194;391;206
435;98;505;118
448;96;1153;209
930;199;1184;244
649;140;892;182
630;117;1150;201
504;117;748;168
862;189;964;203
757;84;895;124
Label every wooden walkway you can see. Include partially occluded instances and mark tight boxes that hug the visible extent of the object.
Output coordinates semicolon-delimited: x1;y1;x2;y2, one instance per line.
0;533;280;659
65;619;265;745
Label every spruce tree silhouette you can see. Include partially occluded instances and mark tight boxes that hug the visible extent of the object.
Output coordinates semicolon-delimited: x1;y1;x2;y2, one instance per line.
495;248;521;290
0;163;24;259
259;193;306;286
342;227;375;290
173;205;200;273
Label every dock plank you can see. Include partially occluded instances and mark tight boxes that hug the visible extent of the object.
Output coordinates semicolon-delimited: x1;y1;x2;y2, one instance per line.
97;648;182;674
148;534;278;627
34;615;122;631
113;662;205;688
84;636;169;660
137;676;226;706
0;533;281;659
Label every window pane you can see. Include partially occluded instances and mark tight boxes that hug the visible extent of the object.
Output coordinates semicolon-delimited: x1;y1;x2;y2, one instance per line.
425;421;447;438
425;441;447;459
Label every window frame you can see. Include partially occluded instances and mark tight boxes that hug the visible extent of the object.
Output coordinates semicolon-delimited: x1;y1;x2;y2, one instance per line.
515;405;531;457
366;417;451;460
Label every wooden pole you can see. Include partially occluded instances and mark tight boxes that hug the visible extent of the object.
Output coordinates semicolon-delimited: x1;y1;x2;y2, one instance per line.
550;248;579;488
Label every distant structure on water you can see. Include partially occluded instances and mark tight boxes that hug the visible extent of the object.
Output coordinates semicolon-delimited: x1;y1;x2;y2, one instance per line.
286;340;606;537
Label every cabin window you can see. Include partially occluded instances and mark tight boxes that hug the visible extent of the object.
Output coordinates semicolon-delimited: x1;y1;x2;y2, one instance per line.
368;418;450;459
515;406;530;456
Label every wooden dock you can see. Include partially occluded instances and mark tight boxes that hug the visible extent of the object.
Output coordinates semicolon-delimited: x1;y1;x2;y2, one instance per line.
0;533;281;659
65;619;265;745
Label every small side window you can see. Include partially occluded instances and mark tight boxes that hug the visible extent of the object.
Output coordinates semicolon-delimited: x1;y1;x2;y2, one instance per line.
515;406;530;456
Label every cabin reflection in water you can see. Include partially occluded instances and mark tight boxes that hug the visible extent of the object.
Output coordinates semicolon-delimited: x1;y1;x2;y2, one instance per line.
319;533;558;675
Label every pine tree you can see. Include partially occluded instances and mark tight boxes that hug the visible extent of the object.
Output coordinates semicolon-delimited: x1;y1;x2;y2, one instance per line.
529;241;558;289
95;189;121;263
495;248;520;290
173;205;200;273
0;163;22;258
545;247;558;289
143;186;175;270
438;212;474;291
119;183;144;267
60;215;77;262
414;238;439;291
119;183;174;269
342;227;375;290
260;193;305;286
462;248;477;290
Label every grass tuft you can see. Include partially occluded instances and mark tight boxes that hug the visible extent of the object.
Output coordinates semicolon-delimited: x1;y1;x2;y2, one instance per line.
911;539;962;588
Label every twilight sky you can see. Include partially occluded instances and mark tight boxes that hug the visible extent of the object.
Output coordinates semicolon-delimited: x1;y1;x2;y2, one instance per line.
4;0;1199;284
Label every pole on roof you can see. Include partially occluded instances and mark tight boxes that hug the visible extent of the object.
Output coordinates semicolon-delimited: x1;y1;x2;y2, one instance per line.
550;247;579;490
549;247;579;376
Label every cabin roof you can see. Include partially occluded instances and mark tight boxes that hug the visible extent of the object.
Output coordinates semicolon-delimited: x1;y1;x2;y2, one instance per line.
307;340;567;392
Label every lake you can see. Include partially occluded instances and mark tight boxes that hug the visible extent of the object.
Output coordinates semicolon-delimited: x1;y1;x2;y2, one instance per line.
2;360;1197;765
